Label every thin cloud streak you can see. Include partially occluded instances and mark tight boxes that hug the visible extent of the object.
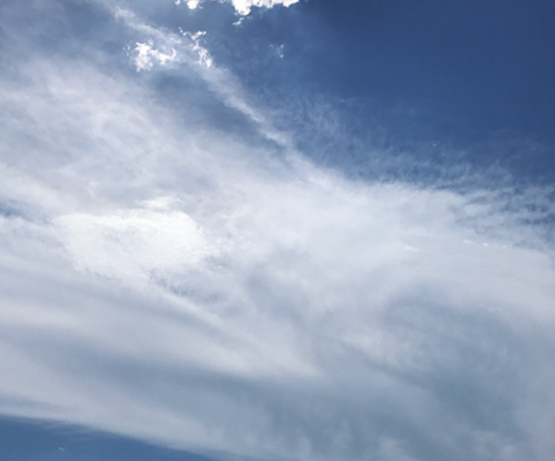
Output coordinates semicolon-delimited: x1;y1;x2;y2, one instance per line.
1;2;555;461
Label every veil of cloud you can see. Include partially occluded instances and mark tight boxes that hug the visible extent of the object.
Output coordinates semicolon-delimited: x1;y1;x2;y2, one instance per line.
1;1;555;461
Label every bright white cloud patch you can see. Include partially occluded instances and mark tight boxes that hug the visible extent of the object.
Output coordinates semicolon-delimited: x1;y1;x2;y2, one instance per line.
134;40;177;71
184;0;300;15
55;200;212;283
1;2;555;461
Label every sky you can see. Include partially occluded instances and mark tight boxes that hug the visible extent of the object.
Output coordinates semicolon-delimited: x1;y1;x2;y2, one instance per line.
0;1;555;460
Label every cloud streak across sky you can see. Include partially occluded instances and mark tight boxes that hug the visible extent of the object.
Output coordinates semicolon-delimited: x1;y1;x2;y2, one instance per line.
1;1;555;461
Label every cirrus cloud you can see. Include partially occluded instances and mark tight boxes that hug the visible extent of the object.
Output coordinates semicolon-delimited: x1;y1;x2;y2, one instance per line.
1;2;555;461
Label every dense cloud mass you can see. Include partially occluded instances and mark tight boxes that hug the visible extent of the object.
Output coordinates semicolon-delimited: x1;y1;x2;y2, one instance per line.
1;1;555;461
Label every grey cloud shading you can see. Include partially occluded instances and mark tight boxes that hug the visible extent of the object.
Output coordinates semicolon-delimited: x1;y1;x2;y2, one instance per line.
1;1;555;461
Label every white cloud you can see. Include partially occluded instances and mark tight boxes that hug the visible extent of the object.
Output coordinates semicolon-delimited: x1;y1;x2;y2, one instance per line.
1;2;555;461
116;4;292;148
134;40;177;71
179;29;213;68
231;0;300;15
55;201;213;283
183;0;300;15
186;0;200;9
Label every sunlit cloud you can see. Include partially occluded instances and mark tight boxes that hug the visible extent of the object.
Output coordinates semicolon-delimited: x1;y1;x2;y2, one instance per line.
134;41;178;71
1;1;555;461
180;0;301;16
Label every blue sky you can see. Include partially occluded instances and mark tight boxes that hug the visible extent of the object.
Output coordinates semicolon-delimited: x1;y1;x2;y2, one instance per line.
1;1;555;460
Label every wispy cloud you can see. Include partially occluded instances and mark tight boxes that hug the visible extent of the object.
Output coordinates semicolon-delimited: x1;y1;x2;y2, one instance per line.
1;2;555;461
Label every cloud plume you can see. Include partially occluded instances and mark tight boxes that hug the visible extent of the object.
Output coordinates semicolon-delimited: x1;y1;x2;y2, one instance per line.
1;2;555;461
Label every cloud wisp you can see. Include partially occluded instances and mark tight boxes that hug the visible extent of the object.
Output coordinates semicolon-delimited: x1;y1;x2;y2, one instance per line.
1;2;555;461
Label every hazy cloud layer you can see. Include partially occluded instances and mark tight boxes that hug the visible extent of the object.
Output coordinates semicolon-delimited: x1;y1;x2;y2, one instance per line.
1;2;555;461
